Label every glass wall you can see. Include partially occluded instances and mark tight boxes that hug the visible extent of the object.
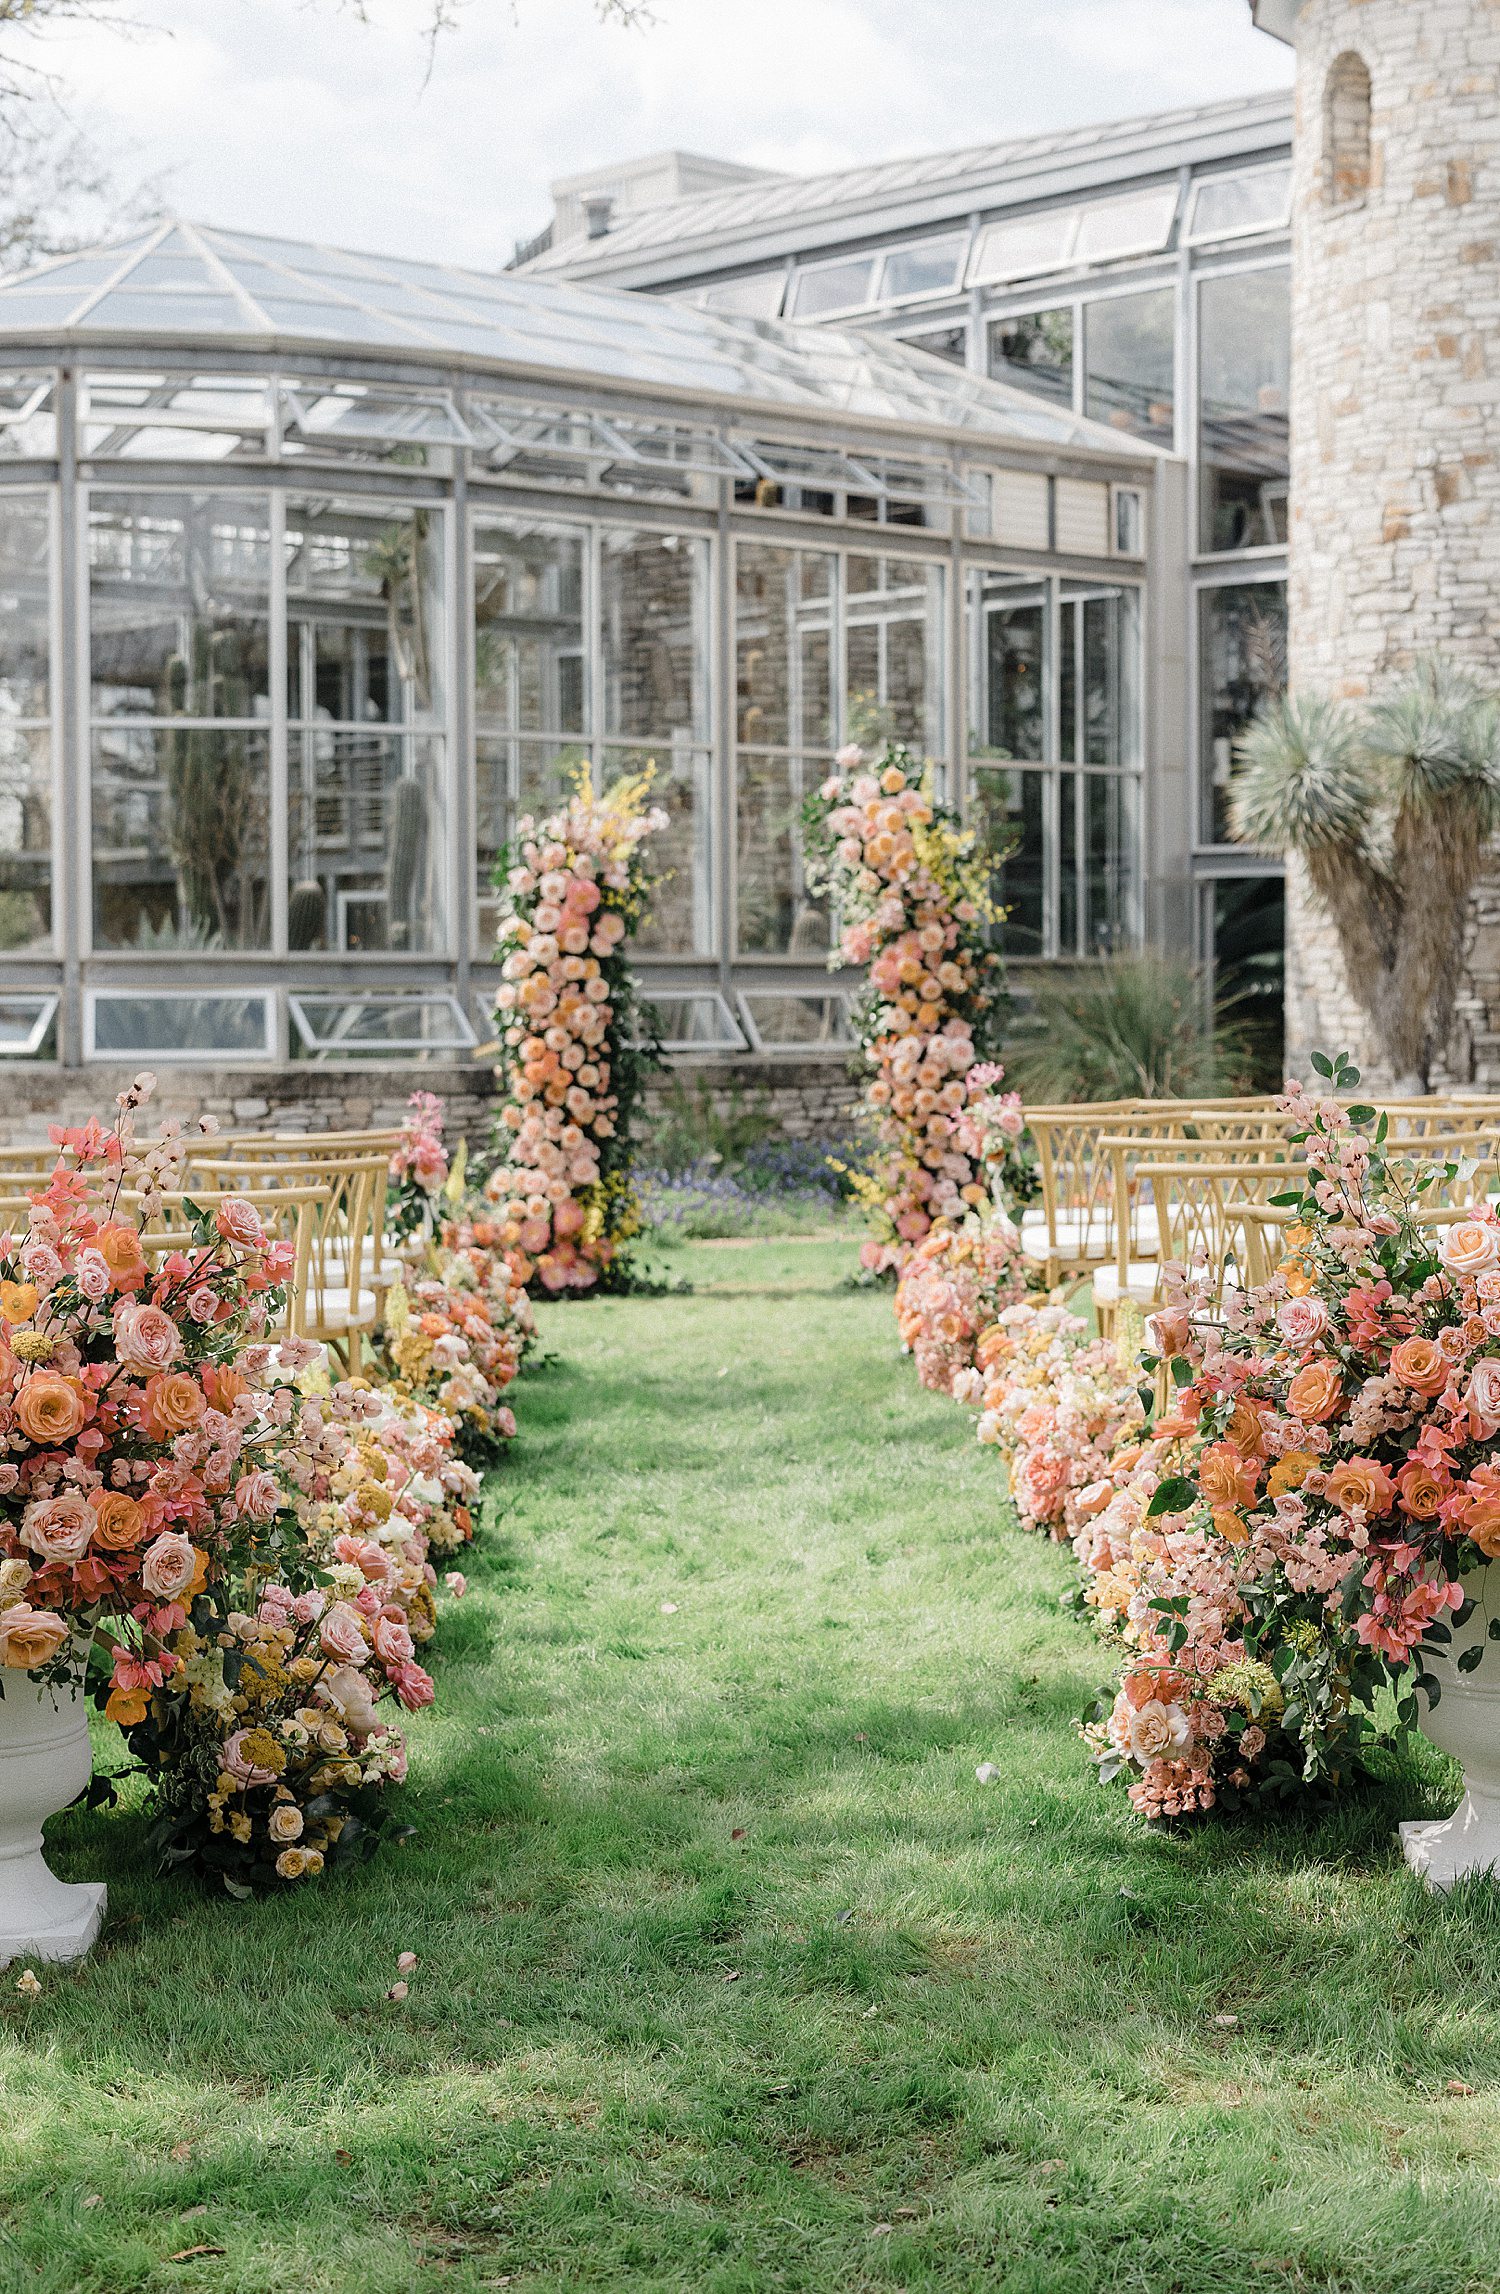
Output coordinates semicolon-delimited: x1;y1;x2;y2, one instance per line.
285;497;447;955
734;540;947;955
988;310;1074;407
970;570;1142;960
1199;268;1290;554
1084;290;1175;444
89;491;273;952
1199;578;1287;845
0;493;51;953
599;525;711;957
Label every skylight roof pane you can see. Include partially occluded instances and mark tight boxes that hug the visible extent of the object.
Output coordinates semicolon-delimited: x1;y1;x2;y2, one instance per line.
1072;183;1179;262
700;274;785;319
968;207;1080;285
879;234;968;302
85;292;249;331
1186;163;1293;243
788;257;878;319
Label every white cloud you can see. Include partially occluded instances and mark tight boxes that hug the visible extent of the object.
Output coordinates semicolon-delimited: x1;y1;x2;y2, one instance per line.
32;0;1293;267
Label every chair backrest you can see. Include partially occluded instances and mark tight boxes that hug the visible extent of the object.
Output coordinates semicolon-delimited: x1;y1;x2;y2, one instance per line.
1132;1159;1293;1307
186;1155;386;1332
119;1184;328;1337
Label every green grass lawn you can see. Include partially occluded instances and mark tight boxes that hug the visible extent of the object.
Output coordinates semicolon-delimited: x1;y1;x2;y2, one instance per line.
10;1240;1500;2294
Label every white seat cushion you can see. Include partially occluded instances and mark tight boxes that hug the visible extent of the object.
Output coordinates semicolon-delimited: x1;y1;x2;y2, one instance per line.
1092;1262;1160;1306
308;1288;378;1333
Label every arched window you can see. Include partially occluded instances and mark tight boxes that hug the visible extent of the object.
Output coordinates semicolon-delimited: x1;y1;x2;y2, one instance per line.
1324;51;1372;206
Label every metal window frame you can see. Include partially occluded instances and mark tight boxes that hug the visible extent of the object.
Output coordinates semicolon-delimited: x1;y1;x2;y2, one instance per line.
1183;161;1294;248
0;992;59;1057
736;988;853;1058
635;988;747;1054
287;989;478;1058
83;985;276;1062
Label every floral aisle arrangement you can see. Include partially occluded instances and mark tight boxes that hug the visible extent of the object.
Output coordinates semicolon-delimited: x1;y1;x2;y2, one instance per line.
803;744;1011;1276
377;1092;534;1466
956;1301;1145;1540
894;1218;1029;1396
488;770;668;1295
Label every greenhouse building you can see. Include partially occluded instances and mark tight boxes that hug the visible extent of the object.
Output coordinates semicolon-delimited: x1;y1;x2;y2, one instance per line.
0;220;1176;1086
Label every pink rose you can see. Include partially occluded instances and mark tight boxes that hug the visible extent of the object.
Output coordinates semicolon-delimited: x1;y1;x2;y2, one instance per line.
320;1663;380;1734
215;1197;265;1250
1276;1296;1329;1348
392;1660;435;1711
1467;1357;1500;1439
372;1612;415;1667
140;1531;197;1602
114;1301;181;1375
21;1491;94;1565
319;1602;369;1665
1441;1219;1500;1280
444;1572;467;1599
292;1589;325;1624
75;1250;111;1303
222;1726;279;1787
234;1469;281;1522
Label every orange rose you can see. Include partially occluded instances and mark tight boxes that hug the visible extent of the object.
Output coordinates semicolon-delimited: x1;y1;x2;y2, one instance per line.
89;1490;145;1551
1460;1466;1500;1558
200;1363;248;1414
0;1280;37;1325
94;1222;146;1292
1211;1507;1250;1547
141;1372;206;1437
14;1371;87;1446
1198;1443;1261;1510
1396;1458;1446;1521
1324;1456;1394;1519
1286;1358;1345;1424
1389;1336;1450;1398
1224;1399;1266;1459
1267;1450;1318;1498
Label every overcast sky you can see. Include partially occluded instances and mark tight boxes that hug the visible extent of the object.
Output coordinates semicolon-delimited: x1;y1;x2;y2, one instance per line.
30;0;1294;271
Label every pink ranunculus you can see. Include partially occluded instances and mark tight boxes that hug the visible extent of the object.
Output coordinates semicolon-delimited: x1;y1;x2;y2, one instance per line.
20;1492;94;1565
215;1197;265;1250
140;1530;197;1602
1276;1296;1329;1347
319;1601;370;1665
392;1660;436;1711
114;1301;181;1374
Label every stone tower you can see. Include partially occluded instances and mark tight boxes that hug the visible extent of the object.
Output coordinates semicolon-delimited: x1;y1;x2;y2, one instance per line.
1253;0;1500;1086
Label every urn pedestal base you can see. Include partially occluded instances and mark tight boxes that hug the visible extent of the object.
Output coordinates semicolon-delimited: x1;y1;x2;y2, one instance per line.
0;1677;106;1966
1401;1564;1500;1893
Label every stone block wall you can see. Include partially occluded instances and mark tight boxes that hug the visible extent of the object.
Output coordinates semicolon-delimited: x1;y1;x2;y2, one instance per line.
1284;0;1500;1087
0;1057;863;1152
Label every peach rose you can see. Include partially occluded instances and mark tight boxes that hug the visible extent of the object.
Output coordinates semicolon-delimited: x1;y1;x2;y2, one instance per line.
21;1492;94;1565
1466;1357;1500;1439
1198;1443;1261;1511
114;1301;180;1375
14;1371;87;1446
1459;1465;1500;1558
1286;1357;1345;1424
1224;1399;1267;1459
89;1490;145;1552
1396;1458;1446;1521
1324;1456;1394;1519
140;1530;197;1602
371;1613;414;1668
1211;1507;1250;1547
319;1603;369;1666
215;1197;265;1251
1441;1219;1500;1281
145;1372;206;1435
0;1604;69;1670
1389;1336;1449;1398
267;1803;303;1844
94;1223;147;1291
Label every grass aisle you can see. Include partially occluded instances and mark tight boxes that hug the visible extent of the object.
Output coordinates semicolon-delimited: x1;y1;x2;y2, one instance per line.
11;1242;1500;2294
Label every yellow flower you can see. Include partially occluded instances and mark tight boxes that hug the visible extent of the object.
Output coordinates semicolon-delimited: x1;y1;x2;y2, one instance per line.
240;1727;286;1775
0;1281;37;1325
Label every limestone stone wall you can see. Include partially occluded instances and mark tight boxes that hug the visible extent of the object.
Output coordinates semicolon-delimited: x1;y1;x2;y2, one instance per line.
1284;0;1500;1086
0;1057;861;1152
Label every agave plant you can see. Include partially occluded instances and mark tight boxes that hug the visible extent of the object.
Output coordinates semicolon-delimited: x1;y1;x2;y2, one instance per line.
1231;660;1500;1089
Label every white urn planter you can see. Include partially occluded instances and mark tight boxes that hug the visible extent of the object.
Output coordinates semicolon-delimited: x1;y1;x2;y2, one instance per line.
1401;1564;1500;1891
0;1675;106;1964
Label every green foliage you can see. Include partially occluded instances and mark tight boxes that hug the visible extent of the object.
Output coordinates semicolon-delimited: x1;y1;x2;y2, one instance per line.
644;1077;779;1177
1003;954;1250;1102
20;1252;1500;2293
1229;693;1373;855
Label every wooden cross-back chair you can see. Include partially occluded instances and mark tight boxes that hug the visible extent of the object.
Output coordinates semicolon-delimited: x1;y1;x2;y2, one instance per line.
116;1183;329;1341
197;1131;404;1294
182;1156;387;1369
1099;1158;1300;1327
1095;1131;1303;1317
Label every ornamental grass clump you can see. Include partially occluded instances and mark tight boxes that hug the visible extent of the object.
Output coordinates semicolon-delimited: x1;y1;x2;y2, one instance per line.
803;742;1009;1274
488;770;667;1294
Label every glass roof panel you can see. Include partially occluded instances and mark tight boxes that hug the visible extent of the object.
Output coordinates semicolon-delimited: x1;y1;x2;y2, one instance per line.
0;220;1160;459
1186;163;1293;242
1072;183;1179;261
879;234;969;302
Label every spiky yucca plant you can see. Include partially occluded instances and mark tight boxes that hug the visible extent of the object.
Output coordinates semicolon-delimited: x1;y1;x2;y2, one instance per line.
1231;661;1500;1089
1004;956;1249;1104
